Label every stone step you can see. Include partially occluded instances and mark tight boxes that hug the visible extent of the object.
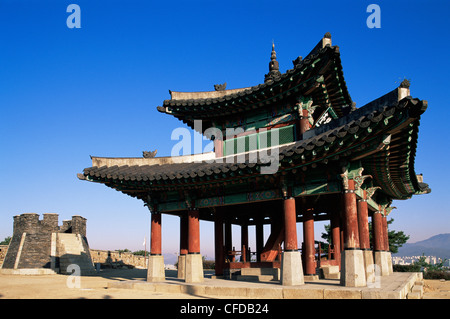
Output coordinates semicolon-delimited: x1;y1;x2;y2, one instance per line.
241;267;279;277
236;275;278;282
407;280;424;299
320;265;340;279
412;284;424;295
407;292;422;299
321;265;339;275
57;234;95;275
325;272;340;279
59;250;85;254
59;261;94;268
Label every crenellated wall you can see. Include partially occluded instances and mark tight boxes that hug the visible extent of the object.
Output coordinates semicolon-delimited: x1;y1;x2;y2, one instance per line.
90;249;148;269
1;213;90;270
0;213;150;271
0;245;8;267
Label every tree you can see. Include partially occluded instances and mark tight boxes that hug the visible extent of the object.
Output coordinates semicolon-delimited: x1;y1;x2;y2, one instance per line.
414;254;448;272
320;218;409;253
321;225;332;244
133;250;150;256
0;236;11;245
116;248;131;253
386;219;409;253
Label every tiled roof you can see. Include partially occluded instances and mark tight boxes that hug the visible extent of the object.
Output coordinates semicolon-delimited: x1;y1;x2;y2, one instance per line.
157;40;354;129
79;87;429;200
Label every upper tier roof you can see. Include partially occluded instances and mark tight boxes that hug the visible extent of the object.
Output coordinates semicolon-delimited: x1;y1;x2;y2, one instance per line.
157;33;354;129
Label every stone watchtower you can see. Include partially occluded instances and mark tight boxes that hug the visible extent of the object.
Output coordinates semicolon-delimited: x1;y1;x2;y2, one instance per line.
1;213;95;275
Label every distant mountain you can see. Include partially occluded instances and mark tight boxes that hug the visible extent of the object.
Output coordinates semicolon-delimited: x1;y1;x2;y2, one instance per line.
394;233;450;260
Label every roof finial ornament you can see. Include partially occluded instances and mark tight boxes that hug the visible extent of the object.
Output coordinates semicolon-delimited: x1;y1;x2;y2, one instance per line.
214;82;227;91
264;41;281;83
143;149;157;158
399;78;410;88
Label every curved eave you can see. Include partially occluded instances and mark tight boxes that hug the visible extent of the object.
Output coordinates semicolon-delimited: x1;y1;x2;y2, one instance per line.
362;98;429;200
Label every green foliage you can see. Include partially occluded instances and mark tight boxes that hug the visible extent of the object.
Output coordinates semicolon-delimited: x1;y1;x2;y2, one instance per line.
202;256;215;269
115;248;131;253
133;250;150;256
414;254;448;272
113;249;151;256
321;225;331;244
386;219;410;253
0;236;11;245
423;270;450;280
393;264;421;272
394;254;450;280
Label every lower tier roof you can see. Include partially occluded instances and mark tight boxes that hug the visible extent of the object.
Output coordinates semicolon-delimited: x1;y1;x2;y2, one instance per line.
79;84;430;204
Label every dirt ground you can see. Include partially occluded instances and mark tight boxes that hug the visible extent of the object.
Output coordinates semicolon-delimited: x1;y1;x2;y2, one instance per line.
0;269;449;299
423;279;450;299
0;268;200;299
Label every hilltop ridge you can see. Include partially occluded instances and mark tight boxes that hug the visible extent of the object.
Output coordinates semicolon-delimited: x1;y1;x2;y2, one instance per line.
394;233;450;260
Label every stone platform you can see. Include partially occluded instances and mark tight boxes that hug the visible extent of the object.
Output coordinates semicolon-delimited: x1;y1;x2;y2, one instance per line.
108;271;423;299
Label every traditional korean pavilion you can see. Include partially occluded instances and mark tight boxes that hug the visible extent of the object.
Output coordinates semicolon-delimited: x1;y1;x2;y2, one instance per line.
78;33;430;287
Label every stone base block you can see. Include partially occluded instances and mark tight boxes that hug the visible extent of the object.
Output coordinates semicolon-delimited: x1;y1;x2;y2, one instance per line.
340;249;366;287
320;265;340;279
185;253;204;283
374;251;391;276
0;268;58;275
281;251;304;286
147;255;165;282
387;251;393;274
363;249;375;284
177;255;186;279
304;274;319;282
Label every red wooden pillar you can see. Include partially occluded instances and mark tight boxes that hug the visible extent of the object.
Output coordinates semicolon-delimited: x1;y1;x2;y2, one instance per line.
150;212;162;255
188;208;200;254
256;216;264;262
341;178;367;287
372;211;384;251
180;214;188;256
330;210;341;266
241;223;249;262
303;208;315;275
382;215;389;252
214;211;224;276
283;197;298;251
225;219;232;260
357;191;371;250
339;197;345;252
342;179;360;249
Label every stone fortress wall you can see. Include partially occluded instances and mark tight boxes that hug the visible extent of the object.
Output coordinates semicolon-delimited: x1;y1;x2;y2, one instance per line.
0;245;8;266
0;213;147;271
0;246;148;270
90;249;148;269
1;213;94;274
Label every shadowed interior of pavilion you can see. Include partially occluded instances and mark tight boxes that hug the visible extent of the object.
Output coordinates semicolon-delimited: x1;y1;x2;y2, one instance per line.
167;194;343;279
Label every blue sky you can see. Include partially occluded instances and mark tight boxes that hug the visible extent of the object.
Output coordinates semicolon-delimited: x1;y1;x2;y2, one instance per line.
0;0;449;259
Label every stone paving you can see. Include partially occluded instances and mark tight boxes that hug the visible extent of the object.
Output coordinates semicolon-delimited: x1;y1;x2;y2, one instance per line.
0;267;427;299
109;271;423;299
